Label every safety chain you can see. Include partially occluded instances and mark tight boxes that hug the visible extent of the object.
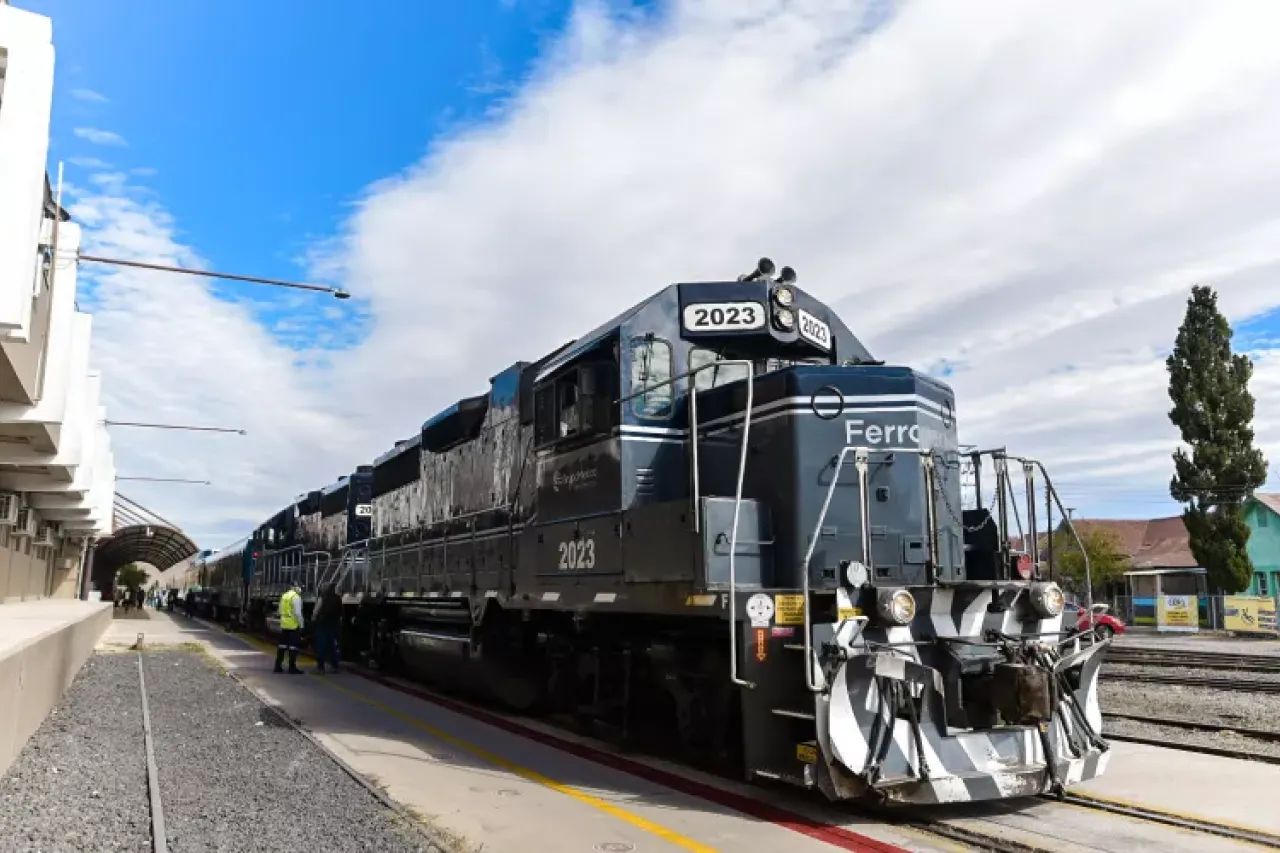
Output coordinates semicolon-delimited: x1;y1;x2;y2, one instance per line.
929;450;995;533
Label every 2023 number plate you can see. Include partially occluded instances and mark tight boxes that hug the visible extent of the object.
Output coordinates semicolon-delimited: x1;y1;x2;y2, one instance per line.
797;308;831;350
682;301;766;332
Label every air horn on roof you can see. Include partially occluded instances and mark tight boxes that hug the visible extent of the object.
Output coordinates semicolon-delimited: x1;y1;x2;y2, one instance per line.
738;257;797;284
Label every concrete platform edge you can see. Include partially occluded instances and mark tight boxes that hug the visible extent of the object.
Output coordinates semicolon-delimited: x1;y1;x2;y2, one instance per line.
0;602;112;777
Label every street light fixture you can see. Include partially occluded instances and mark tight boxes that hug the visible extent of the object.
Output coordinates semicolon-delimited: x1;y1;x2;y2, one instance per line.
76;254;351;300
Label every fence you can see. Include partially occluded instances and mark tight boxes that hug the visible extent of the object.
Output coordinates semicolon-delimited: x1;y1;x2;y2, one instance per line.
1106;594;1279;633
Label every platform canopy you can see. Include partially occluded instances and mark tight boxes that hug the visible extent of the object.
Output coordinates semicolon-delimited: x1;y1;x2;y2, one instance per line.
93;523;200;578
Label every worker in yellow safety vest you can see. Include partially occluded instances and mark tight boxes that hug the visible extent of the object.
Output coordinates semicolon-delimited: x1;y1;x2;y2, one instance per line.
274;583;305;674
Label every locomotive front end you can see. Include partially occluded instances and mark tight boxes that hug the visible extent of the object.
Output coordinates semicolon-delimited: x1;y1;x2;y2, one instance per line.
681;263;1110;806
784;371;1111;805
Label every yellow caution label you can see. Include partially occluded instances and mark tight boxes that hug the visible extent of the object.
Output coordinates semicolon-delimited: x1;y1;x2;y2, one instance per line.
685;594;718;607
838;605;862;621
796;743;818;764
774;594;805;625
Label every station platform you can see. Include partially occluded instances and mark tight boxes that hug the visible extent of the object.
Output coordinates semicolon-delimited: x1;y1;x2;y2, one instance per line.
0;598;111;776
169;615;936;853
1074;739;1280;837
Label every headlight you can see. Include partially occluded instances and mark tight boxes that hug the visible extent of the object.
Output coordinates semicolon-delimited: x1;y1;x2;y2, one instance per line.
772;286;795;307
876;588;916;625
1029;582;1065;617
774;307;795;330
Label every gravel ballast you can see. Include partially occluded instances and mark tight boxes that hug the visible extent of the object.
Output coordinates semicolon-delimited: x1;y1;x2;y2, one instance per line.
141;649;438;853
1100;667;1280;760
0;651;152;852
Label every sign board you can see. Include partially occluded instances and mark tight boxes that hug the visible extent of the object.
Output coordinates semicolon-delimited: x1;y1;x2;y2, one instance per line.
774;594;805;626
1157;595;1198;632
1224;595;1278;635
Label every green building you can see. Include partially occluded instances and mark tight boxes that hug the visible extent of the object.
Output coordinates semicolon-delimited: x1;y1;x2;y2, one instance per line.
1243;495;1280;597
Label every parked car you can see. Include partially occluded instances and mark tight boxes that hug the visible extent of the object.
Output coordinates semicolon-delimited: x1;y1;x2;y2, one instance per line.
1064;601;1127;640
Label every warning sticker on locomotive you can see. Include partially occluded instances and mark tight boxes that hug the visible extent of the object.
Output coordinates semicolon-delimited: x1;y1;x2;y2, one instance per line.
796;743;818;764
774;594;805;625
746;593;774;627
682;302;766;332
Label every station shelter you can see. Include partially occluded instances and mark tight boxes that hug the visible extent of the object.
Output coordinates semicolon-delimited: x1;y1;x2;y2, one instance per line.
1124;567;1209;629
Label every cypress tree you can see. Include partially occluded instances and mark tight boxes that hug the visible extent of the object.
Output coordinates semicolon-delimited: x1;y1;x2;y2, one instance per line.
1167;285;1268;593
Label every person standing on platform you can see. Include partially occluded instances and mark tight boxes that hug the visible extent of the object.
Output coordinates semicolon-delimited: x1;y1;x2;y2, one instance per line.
311;583;342;674
274;583;304;674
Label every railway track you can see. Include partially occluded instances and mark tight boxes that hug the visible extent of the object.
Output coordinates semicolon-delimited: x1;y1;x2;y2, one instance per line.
1101;670;1280;693
1101;711;1280;767
1056;793;1280;850
135;649;169;853
1105;647;1280;673
212;618;1280;853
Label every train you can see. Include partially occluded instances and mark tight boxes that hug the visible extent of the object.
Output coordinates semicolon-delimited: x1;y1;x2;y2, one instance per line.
195;258;1111;806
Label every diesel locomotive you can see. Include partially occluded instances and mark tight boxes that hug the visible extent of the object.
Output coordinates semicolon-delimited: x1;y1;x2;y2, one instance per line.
206;258;1110;806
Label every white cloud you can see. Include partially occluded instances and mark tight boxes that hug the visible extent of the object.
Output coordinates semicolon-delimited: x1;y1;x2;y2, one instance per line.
70;88;109;103
76;0;1280;546
73;127;128;147
68;156;111;169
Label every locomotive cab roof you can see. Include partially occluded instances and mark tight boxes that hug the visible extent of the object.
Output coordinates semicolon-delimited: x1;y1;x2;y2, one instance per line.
535;279;874;384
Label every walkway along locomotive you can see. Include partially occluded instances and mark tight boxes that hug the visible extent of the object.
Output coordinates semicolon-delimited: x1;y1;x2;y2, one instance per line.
220;259;1110;806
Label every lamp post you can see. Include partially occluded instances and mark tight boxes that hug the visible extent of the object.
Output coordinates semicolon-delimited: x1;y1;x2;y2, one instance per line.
117;477;211;485
104;420;246;435
76;254;351;299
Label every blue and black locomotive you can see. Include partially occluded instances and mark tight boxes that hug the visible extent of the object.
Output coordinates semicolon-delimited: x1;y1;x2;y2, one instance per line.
210;258;1110;806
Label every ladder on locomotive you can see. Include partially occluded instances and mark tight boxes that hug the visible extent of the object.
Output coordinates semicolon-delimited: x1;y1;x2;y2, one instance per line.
318;545;367;597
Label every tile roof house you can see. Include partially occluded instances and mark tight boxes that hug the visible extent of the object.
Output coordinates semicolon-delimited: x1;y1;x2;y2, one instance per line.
1012;516;1197;570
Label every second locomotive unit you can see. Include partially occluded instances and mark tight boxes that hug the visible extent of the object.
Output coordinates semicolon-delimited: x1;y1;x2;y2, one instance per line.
224;258;1110;806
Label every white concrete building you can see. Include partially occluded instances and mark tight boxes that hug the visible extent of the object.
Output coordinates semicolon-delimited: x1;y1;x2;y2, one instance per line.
0;5;116;601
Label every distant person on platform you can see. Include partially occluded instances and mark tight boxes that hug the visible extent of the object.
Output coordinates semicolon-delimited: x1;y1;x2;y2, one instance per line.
274;583;304;675
311;583;342;674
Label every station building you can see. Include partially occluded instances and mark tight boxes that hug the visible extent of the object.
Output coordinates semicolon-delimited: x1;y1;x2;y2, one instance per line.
0;3;118;604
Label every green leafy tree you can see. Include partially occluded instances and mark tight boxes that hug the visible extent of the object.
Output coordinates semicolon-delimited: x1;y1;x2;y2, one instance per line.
1057;527;1130;594
116;563;149;593
1167;285;1268;593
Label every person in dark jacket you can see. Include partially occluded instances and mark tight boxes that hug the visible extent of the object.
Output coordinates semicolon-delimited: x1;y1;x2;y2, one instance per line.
311;584;343;674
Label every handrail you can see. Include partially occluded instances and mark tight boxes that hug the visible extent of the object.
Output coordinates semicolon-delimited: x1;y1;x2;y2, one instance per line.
799;445;939;693
1004;455;1093;614
619;357;757;689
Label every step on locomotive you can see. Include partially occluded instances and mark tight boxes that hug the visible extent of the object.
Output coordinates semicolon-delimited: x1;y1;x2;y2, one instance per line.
193;258;1110;805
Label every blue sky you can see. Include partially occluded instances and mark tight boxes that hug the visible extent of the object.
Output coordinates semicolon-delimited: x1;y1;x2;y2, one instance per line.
16;1;1280;544
29;0;584;347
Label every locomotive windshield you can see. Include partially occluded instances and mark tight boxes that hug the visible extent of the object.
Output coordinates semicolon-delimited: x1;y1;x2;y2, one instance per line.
687;345;828;390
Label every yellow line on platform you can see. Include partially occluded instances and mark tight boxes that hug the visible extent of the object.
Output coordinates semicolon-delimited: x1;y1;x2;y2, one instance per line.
230;631;719;853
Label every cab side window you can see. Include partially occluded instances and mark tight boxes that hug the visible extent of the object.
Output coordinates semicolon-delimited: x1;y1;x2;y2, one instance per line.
533;354;619;448
629;337;673;419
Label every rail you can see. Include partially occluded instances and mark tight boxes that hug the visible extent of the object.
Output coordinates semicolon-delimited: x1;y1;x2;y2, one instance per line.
619;358;757;689
252;544;333;597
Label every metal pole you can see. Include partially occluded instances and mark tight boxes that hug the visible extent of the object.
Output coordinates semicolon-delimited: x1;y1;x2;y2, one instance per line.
105;420;246;435
117;477;210;484
77;254;350;298
78;540;96;601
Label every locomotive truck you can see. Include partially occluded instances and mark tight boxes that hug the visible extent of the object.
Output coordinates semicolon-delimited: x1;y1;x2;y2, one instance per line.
212;258;1110;805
